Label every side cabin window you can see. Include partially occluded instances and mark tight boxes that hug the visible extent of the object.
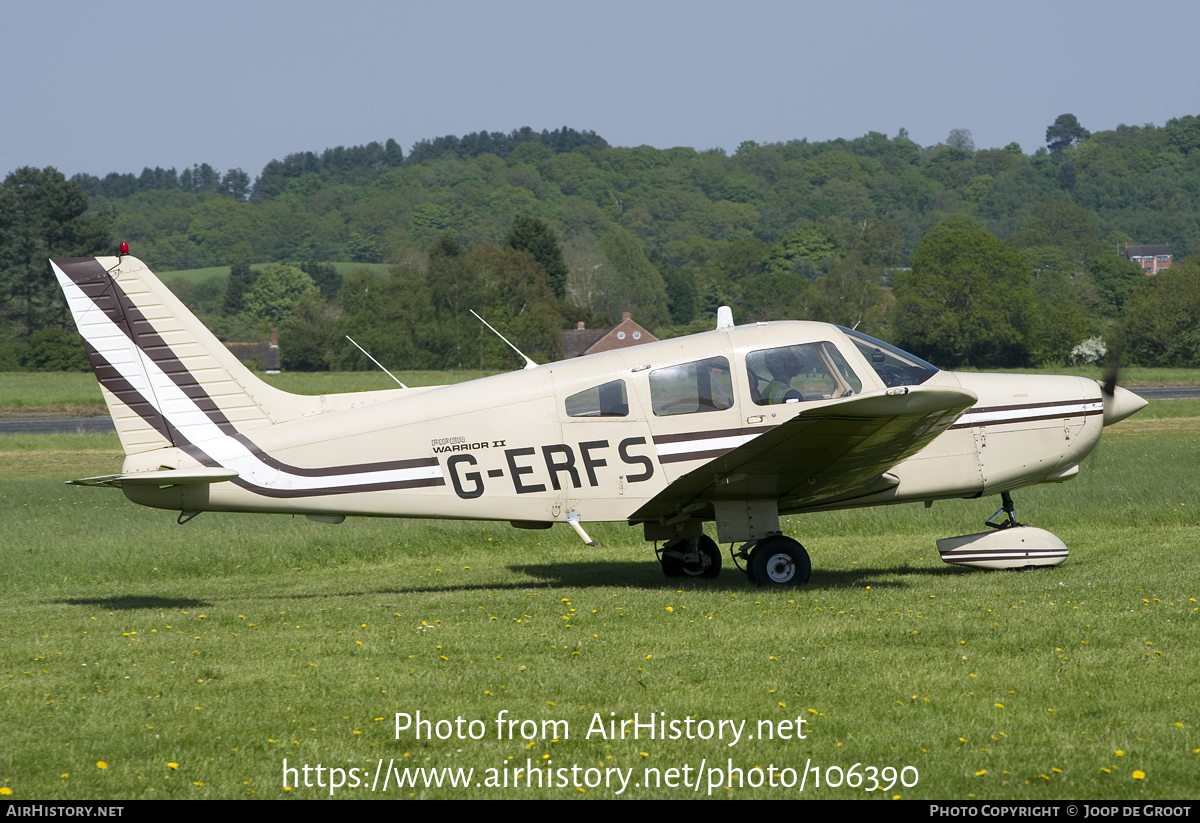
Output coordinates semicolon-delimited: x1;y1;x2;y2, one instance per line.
650;357;734;416
565;380;629;417
746;343;861;405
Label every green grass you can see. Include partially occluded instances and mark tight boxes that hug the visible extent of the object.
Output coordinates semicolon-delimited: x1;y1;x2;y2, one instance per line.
0;413;1197;799
0;371;497;416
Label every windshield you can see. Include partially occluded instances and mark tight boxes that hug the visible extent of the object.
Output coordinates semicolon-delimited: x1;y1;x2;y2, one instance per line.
838;327;940;387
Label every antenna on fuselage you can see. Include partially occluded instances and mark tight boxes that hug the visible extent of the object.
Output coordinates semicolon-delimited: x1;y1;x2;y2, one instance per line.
716;306;734;330
345;336;409;388
470;309;538;370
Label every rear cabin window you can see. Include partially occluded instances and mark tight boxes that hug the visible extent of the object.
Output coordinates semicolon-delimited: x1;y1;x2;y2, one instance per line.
649;357;734;416
746;343;861;405
565;380;629;417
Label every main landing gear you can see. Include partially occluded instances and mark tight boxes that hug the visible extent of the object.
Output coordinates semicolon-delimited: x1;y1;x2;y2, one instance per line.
658;535;722;578
654;532;811;587
736;535;811;587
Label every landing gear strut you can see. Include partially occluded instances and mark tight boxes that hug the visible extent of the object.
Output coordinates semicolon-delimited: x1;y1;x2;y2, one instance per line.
985;491;1025;530
659;535;722;578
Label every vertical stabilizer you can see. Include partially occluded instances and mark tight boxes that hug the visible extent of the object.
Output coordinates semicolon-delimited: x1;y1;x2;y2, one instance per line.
51;256;321;455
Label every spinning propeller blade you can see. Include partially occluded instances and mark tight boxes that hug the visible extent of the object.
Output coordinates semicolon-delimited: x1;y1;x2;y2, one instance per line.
1099;351;1147;426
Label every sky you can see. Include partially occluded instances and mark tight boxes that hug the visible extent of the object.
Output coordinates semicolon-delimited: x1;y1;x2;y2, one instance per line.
4;0;1197;181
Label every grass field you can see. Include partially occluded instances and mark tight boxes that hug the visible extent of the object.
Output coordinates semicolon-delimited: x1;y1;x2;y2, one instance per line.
0;371;497;416
0;397;1197;799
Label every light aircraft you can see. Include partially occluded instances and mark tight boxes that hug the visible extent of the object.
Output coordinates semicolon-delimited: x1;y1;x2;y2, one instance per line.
51;253;1147;586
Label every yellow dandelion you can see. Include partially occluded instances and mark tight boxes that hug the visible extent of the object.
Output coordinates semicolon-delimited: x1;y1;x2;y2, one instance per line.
975;770;987;776
1116;749;1124;756
994;703;1004;709
168;762;178;770
665;606;673;612
1132;770;1145;780
0;787;11;795
97;761;108;769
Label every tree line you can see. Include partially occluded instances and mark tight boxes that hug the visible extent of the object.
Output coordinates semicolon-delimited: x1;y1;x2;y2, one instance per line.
4;114;1200;371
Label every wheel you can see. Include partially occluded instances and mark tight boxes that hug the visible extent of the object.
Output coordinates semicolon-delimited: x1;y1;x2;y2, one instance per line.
748;536;811;586
660;535;722;578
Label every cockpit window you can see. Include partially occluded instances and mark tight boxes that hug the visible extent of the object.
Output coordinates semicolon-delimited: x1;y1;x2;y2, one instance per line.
650;357;734;416
566;380;628;417
746;343;860;405
838;327;940;387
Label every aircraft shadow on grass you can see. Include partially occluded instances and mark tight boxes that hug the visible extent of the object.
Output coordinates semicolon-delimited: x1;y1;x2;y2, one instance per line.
55;595;211;610
46;562;1006;609
508;560;977;591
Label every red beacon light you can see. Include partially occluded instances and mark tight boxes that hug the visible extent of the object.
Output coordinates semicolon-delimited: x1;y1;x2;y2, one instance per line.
119;242;129;255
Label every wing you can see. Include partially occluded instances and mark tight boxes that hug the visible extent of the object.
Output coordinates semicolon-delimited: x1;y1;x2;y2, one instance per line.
631;385;977;522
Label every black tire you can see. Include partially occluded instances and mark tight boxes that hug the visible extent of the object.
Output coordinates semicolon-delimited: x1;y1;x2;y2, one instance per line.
660;536;722;578
748;537;811;586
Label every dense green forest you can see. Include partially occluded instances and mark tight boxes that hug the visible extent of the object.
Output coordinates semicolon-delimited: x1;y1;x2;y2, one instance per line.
4;115;1200;372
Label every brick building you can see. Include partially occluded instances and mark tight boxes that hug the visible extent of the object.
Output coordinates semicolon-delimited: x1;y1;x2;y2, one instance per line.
560;312;657;359
1124;243;1172;274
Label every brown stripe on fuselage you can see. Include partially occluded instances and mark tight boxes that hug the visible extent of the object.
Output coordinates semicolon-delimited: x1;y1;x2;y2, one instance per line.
949;407;1103;430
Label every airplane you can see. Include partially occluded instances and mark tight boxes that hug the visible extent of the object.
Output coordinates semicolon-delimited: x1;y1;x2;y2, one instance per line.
50;252;1148;587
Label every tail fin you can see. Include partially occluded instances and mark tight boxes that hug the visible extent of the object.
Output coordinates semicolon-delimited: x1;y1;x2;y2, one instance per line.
51;256;321;455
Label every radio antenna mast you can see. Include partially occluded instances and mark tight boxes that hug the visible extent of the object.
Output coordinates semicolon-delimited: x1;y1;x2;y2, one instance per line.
470;309;538;370
345;336;408;388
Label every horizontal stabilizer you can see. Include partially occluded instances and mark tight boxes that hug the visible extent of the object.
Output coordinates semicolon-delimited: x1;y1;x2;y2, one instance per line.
67;467;239;488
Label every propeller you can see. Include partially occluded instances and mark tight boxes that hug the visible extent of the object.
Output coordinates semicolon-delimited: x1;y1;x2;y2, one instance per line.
1099;348;1147;426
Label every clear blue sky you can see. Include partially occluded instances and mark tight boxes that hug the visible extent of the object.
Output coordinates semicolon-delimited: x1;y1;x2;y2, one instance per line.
4;0;1195;180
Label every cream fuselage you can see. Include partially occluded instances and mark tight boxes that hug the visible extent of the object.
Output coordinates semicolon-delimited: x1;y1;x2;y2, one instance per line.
120;323;1105;531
